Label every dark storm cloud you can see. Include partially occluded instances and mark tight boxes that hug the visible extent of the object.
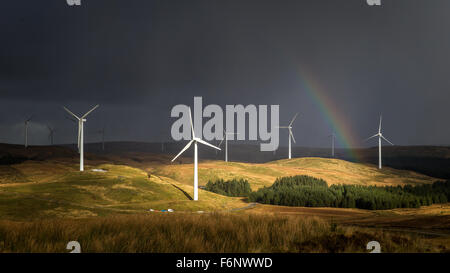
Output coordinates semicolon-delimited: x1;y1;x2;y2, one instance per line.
0;0;449;146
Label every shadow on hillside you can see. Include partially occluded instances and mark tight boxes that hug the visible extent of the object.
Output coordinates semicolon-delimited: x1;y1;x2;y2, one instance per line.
170;183;193;200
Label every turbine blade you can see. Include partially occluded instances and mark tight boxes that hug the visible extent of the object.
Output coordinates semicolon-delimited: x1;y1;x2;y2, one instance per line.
81;104;99;118
188;107;195;139
364;134;378;142
171;140;194;162
63;106;80;120
196;138;221;151
381;135;394;146
289;129;296;143
378;115;382;134
277;126;289;128
289;112;299;126
26;115;34;122
218;138;224;148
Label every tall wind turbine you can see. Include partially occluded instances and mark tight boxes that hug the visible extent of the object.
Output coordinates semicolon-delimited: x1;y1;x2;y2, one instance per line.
278;113;299;159
47;125;55;145
24;116;33;148
365;115;394;169
218;130;238;162
63;105;99;171
171;108;221;201
329;132;336;157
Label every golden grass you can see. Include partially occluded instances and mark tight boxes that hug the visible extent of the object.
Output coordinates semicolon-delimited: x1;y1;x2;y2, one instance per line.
0;161;248;220
144;157;438;190
0;213;438;253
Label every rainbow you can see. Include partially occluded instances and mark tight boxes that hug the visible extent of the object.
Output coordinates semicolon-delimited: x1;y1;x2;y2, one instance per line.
296;67;361;161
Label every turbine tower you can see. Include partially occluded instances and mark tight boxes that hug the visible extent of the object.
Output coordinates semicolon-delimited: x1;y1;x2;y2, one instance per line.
329;132;336;157
171;108;220;201
47;125;55;145
278;113;299;159
365;115;394;169
63;105;99;171
218;130;238;162
24;116;33;148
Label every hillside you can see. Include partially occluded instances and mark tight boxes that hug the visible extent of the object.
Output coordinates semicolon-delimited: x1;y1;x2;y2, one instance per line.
0;160;245;220
0;143;443;221
84;141;450;179
136;156;439;190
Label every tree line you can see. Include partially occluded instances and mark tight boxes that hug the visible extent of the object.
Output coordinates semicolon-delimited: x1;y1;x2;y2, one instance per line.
247;175;450;210
205;178;252;197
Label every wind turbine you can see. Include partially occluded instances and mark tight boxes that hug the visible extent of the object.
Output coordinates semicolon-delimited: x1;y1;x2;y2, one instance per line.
329;132;336;157
365;115;394;169
24;115;33;148
278;113;299;159
218;130;238;162
171;108;221;201
47;125;55;145
63;105;99;171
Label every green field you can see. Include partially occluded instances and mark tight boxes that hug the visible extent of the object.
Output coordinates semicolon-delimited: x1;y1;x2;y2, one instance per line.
0;153;441;220
0;150;448;253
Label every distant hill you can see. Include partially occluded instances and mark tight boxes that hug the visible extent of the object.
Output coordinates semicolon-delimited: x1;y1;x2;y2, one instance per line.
0;143;79;164
2;141;450;179
81;141;450;179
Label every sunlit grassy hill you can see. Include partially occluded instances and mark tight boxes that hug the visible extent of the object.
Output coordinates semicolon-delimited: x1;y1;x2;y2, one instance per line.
0;144;448;253
146;157;438;190
0;160;245;220
0;143;442;221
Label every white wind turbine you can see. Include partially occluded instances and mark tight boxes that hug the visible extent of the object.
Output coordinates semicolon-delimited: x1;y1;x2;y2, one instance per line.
329;132;336;157
171;108;221;201
218;130;238;162
278;113;299;159
24;115;33;148
365;115;394;169
63;105;99;171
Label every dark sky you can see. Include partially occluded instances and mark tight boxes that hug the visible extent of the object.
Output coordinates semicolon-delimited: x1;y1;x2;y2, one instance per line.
1;0;449;148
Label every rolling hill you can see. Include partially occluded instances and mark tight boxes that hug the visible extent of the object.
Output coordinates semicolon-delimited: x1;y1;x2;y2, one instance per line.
124;155;439;190
0;160;245;220
83;141;450;179
0;143;443;221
